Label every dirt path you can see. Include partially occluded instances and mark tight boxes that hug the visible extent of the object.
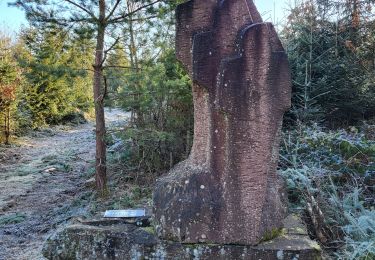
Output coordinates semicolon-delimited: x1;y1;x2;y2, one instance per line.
0;108;129;260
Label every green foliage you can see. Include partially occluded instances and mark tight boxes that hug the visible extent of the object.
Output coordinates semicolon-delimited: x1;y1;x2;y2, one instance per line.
19;26;94;128
279;125;375;259
0;32;23;143
120;128;179;174
111;186;151;209
281;125;375;176
334;190;375;260
283;0;375;126
0;213;27;226
104;46;129;107
115;48;193;180
41;154;72;172
260;228;285;243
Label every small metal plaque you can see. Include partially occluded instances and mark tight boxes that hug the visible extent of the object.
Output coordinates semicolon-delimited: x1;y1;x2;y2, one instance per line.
104;209;146;218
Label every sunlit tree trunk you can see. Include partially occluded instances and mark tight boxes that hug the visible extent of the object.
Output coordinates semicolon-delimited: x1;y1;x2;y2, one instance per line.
5;107;10;145
94;0;107;194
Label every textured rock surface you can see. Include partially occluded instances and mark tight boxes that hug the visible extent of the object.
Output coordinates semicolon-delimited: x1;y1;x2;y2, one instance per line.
153;0;291;245
42;215;322;260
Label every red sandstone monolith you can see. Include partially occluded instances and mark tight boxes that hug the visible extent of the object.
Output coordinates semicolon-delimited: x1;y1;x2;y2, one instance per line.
153;0;292;245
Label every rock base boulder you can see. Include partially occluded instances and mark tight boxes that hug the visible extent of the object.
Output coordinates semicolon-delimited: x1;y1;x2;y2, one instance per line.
43;215;321;260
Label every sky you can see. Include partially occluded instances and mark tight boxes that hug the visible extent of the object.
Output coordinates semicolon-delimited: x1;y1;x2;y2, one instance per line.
0;0;291;34
0;0;26;33
254;0;291;24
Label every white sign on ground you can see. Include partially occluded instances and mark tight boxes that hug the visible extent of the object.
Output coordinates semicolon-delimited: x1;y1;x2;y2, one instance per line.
104;209;146;218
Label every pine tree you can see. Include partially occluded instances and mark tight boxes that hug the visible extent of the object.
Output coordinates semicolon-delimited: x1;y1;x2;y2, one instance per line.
104;45;129;107
283;0;375;126
11;0;172;193
19;26;93;127
0;33;22;144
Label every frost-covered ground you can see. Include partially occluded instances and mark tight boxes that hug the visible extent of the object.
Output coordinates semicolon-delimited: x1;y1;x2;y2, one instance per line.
0;108;129;260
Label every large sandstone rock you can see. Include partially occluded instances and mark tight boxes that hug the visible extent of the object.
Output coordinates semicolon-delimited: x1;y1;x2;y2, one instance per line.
42;215;322;260
153;0;291;245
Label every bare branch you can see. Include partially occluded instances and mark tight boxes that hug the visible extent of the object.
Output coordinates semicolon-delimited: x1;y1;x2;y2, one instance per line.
63;0;97;21
105;0;122;21
103;65;142;70
130;15;158;22
101;37;120;65
108;0;161;24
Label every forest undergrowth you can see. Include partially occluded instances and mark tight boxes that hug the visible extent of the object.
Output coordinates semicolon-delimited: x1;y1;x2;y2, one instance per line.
280;123;375;259
85;121;375;260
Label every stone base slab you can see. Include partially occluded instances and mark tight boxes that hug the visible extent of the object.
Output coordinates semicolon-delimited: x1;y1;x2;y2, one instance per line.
42;215;321;260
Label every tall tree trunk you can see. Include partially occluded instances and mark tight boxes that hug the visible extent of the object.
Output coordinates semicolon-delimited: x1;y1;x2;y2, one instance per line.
3;111;6;144
127;1;143;127
5;107;10;145
94;0;107;194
